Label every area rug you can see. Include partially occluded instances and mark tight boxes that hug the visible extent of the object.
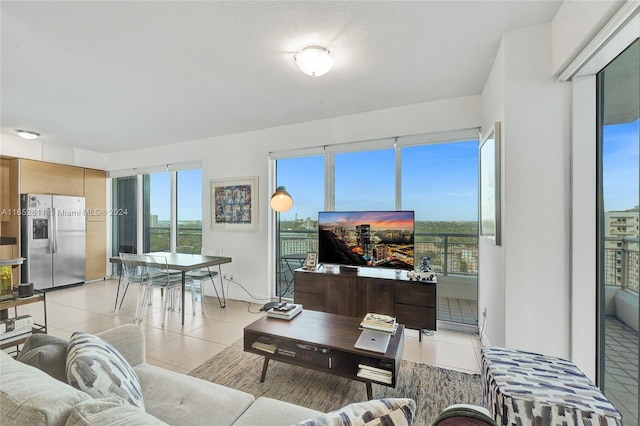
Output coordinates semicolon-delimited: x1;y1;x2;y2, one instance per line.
189;339;482;426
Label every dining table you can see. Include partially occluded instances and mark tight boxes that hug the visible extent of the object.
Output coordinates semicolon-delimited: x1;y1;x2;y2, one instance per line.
109;252;232;325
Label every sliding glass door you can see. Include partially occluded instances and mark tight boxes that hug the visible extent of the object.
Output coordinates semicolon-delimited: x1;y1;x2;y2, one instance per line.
597;39;639;424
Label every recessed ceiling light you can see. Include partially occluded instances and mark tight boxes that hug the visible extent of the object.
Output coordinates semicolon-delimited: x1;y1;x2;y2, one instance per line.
294;46;333;77
15;130;40;140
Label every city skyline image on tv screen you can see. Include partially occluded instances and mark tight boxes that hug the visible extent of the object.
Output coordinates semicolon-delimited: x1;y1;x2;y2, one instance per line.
317;211;415;270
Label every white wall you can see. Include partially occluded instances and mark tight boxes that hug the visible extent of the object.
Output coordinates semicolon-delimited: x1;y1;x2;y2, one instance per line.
479;35;506;348
108;96;481;302
0;133;108;170
503;23;572;357
480;23;572;358
478;1;628;372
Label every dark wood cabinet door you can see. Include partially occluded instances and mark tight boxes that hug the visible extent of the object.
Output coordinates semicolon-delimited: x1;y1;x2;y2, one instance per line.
295;291;326;311
326;274;358;316
294;271;326;294
394;281;436;307
358;277;394;318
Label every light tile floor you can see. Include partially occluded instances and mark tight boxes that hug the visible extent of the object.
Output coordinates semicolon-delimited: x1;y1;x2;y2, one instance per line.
8;278;483;376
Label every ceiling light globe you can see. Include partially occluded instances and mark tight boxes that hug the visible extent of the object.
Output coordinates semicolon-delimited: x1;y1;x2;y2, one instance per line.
294;46;333;77
15;129;40;140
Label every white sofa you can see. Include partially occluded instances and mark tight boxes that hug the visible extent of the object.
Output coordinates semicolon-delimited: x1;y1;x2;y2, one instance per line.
0;324;323;425
1;324;416;426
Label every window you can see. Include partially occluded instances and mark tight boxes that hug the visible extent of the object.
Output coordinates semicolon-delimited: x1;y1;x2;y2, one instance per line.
275;156;324;298
177;169;202;253
402;141;479;277
143;172;171;252
112;176;137;256
273;133;479;328
111;167;202;258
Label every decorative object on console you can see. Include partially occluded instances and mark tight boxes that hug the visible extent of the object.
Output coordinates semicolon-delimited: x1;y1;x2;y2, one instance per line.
407;257;437;282
303;252;317;270
211;176;259;231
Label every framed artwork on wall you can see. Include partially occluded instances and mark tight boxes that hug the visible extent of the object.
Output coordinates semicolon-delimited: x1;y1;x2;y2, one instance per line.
211;176;258;231
480;122;501;245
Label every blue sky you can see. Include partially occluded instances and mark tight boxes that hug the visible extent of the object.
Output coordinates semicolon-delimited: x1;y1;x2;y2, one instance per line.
148;120;638;222
277;140;479;222
148;169;202;221
603;120;639;212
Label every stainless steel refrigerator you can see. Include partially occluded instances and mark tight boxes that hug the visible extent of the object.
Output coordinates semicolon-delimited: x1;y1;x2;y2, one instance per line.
20;194;86;290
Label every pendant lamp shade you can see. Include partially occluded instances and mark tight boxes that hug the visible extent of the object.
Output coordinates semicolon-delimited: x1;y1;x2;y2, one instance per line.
270;186;293;212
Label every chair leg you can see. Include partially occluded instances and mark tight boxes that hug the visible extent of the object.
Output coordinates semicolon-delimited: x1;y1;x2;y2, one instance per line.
191;280;198;313
117;281;130;311
160;286;170;327
134;284;142;321
135;283;151;322
200;281;206;315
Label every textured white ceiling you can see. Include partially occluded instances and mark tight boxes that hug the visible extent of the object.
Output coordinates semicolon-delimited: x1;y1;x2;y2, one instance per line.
1;1;562;153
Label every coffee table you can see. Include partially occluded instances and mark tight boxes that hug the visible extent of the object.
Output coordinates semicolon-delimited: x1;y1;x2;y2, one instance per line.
243;309;405;400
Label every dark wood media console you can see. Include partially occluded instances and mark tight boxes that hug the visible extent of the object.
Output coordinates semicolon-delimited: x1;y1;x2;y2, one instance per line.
294;267;436;341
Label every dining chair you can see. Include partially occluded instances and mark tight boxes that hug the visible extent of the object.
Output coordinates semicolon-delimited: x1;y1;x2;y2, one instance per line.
141;254;191;327
115;252;146;313
185;249;226;314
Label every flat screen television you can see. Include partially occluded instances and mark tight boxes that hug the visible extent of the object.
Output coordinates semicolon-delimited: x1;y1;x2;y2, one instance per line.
317;211;415;270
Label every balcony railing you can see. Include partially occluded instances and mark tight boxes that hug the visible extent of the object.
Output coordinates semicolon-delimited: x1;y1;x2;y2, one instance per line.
278;230;478;276
143;226;203;253
604;236;639;292
277;230;479;298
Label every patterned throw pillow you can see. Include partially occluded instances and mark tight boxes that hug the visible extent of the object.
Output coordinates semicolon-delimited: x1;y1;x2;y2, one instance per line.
66;331;145;410
294;398;416;426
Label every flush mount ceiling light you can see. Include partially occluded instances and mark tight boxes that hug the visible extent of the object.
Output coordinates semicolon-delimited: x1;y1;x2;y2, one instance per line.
15;130;40;140
294;45;333;77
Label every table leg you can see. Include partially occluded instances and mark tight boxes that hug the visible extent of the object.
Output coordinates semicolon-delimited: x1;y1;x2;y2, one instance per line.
366;382;373;400
181;271;186;325
114;269;122;310
218;265;226;308
260;357;270;382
